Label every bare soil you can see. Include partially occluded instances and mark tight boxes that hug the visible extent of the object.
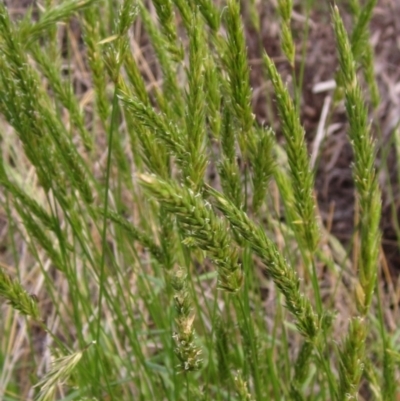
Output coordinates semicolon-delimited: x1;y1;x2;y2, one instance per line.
246;0;400;281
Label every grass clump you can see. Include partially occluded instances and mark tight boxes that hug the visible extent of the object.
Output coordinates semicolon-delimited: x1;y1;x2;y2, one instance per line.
0;1;398;400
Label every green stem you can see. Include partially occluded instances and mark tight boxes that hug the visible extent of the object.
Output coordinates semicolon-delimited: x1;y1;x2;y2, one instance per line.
95;87;119;398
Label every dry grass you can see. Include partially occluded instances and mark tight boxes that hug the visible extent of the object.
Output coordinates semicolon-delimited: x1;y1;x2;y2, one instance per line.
0;0;399;399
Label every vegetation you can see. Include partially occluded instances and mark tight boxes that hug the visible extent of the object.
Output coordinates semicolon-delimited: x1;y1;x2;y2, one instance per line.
0;0;398;400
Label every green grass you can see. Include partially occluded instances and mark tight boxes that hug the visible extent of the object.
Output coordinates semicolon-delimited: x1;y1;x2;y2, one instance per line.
0;0;399;400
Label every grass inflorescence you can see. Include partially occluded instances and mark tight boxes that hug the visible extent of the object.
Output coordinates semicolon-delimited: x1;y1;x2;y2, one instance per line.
0;1;398;400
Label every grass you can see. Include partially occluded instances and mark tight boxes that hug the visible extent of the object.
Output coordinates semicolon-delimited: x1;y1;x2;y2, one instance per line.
0;0;399;400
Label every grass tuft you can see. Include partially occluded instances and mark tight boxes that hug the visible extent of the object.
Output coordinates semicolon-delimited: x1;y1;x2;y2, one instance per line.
0;1;397;399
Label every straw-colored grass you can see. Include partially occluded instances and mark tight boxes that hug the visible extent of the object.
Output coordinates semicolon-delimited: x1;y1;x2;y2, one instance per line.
0;0;399;400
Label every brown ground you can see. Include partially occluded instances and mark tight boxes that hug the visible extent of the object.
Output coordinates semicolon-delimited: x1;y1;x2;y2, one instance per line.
245;0;400;282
